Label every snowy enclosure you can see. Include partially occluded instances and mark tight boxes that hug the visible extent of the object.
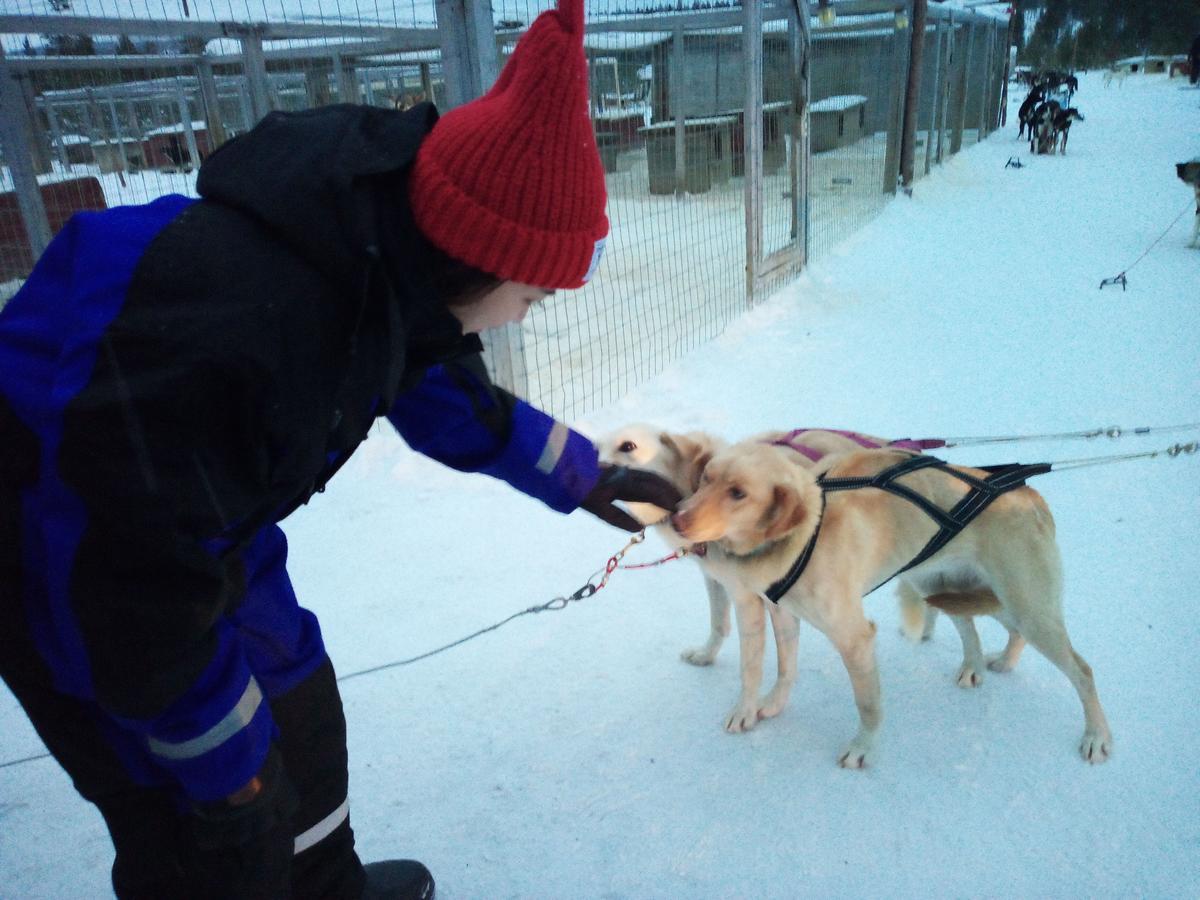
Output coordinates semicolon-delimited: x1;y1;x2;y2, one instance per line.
1;1;1010;419
4;69;1198;898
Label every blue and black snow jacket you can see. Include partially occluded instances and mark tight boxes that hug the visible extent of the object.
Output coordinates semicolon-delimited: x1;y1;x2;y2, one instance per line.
0;103;598;803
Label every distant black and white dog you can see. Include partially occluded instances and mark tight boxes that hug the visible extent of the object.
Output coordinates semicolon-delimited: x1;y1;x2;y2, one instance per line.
1029;100;1060;155
1017;85;1045;139
1177;159;1200;248
1051;107;1084;154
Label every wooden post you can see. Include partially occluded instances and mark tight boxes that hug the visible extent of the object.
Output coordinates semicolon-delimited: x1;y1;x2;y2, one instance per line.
977;23;994;138
43;95;68;169
882;11;912;194
334;54;359;104
936;16;953;163
950;22;974;154
106;91;130;172
924;17;943;176
435;0;500;109
240;32;273;124
13;74;49;174
236;83;253;132
789;0;811;259
743;0;763;301
197;58;228;148
176;79;201;169
899;0;927;192
1000;40;1016;129
419;61;434;104
0;46;52;260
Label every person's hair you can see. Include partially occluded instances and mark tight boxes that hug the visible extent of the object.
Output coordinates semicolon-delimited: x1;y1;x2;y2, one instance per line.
419;239;505;309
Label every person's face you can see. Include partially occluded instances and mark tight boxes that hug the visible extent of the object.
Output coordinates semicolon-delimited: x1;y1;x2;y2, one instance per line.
449;281;554;333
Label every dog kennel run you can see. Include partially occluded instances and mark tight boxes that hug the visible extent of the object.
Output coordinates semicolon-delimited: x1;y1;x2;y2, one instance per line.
0;0;1011;420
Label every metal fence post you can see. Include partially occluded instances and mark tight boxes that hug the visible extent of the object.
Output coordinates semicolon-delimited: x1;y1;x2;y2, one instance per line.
950;21;973;154
743;0;763;302
0;46;52;262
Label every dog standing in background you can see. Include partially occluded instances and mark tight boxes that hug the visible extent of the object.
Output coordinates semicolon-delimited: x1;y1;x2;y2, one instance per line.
1052;107;1085;154
1177;159;1200;247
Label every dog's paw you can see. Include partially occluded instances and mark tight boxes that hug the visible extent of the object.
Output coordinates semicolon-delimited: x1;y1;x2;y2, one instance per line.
1080;729;1112;764
724;703;760;733
680;645;718;666
757;682;792;720
837;733;875;769
956;664;984;688
986;652;1017;673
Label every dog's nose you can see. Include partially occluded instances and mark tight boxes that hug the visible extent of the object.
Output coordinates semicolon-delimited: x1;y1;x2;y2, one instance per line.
670;511;689;535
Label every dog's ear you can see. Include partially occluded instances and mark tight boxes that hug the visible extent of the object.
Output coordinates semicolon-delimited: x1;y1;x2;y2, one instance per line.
760;484;809;542
662;432;713;491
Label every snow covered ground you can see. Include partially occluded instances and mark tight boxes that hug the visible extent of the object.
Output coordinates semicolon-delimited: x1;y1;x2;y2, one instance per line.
2;72;1198;897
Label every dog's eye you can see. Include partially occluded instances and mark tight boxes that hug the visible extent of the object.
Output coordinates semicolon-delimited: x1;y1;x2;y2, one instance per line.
701;472;713;484
618;441;636;453
728;486;745;501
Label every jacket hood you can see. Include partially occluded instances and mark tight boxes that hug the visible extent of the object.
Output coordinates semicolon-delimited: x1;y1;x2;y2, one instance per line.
196;103;439;287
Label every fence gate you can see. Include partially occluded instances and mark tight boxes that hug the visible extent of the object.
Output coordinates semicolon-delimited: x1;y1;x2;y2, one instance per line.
743;0;811;301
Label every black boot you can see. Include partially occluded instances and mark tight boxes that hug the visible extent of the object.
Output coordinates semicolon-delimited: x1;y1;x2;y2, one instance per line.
361;860;434;900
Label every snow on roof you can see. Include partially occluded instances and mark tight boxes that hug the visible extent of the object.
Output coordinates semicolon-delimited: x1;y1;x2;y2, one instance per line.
143;120;207;137
1114;55;1174;66
584;32;671;53
59;134;91;145
809;94;867;113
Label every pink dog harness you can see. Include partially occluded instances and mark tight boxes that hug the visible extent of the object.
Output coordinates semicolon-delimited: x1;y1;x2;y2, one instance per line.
771;428;946;463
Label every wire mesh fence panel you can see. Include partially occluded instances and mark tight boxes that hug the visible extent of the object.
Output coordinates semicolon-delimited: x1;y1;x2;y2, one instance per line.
806;19;898;261
2;2;1013;409
495;3;752;421
0;0;445;298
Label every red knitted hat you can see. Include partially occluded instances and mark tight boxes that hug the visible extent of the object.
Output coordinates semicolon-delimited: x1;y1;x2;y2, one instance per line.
408;0;608;290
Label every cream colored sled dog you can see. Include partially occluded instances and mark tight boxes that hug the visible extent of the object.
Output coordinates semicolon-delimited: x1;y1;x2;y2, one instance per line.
671;440;1112;768
598;424;948;732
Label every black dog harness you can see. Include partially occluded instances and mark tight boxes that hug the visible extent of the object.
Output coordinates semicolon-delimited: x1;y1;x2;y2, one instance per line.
762;455;1051;604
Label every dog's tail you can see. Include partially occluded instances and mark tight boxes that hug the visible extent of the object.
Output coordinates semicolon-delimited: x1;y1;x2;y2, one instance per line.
897;580;933;642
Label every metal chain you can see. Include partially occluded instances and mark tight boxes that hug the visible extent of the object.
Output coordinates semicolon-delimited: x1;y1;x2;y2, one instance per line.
1097;200;1195;290
1046;441;1199;472
336;530;649;683
941;421;1200;448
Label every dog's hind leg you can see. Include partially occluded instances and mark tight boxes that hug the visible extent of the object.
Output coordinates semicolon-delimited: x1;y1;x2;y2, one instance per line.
724;589;768;733
992;566;1112;763
986;628;1026;672
758;600;799;720
949;615;986;688
681;576;731;666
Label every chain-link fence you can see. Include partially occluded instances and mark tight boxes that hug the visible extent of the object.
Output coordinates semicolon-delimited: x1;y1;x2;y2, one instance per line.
0;1;1010;420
